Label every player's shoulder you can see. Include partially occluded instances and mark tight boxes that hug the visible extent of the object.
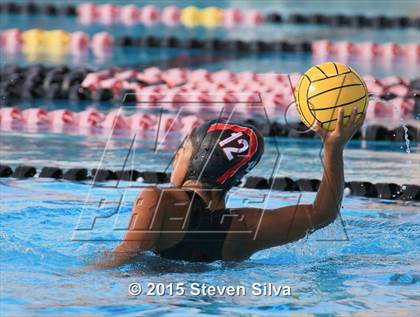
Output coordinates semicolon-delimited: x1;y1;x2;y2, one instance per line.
138;186;189;204
135;187;162;207
140;186;162;197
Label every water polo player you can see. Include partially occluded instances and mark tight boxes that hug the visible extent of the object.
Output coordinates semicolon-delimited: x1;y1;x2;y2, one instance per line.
97;108;363;266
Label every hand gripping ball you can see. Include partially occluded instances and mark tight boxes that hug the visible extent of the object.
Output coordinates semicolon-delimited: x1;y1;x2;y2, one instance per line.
294;62;368;131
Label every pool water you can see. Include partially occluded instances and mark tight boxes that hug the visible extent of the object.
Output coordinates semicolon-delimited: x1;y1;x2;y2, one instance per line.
1;128;419;316
1;0;419;316
1;179;419;316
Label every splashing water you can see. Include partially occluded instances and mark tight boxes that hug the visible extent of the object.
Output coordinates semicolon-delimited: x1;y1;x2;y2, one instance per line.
368;94;412;154
400;118;411;154
360;123;368;149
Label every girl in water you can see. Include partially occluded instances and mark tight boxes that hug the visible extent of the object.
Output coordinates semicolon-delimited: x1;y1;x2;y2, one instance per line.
97;107;363;266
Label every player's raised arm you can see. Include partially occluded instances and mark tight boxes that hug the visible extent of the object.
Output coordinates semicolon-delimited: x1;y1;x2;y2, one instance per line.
233;107;364;256
311;106;364;228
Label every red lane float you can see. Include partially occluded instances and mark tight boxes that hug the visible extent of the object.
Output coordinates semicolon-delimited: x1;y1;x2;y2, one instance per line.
365;99;416;120
312;40;419;60
0;64;416;120
75;3;263;27
0;107;205;134
77;67;415;117
5;2;418;31
0;94;415;135
0;28;21;53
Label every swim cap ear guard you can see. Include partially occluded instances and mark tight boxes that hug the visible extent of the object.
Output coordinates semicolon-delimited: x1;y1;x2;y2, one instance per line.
186;119;264;189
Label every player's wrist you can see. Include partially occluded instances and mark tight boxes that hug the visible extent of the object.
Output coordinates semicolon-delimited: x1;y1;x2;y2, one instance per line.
324;140;344;153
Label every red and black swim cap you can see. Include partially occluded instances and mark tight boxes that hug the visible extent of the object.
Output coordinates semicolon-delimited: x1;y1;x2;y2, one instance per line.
186;119;264;189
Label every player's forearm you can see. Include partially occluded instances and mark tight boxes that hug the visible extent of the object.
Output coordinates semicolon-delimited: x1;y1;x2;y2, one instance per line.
87;246;138;269
93;253;133;269
312;143;344;227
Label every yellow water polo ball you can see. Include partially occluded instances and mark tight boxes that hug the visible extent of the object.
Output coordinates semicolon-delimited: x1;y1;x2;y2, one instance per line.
294;62;368;131
200;7;223;28
181;6;201;28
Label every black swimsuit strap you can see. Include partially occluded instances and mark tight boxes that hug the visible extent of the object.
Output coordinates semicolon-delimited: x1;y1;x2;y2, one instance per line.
184;190;203;207
184;189;228;215
155;189;232;262
184;190;204;228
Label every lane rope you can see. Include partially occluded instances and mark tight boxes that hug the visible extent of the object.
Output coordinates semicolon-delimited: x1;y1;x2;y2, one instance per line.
1;28;419;58
1;64;417;105
1;164;418;201
1;106;418;141
1;2;418;29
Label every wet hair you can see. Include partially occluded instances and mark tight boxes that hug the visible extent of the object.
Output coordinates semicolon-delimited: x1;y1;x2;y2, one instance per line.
185;119;264;190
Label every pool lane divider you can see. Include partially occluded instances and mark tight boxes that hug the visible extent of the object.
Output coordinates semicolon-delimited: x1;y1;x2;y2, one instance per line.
1;2;419;29
1;64;418;123
1;65;418;141
0;106;418;142
0;164;419;201
2;65;417;103
2;28;420;58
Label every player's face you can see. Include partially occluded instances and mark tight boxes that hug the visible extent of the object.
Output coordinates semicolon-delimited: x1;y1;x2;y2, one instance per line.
170;138;193;187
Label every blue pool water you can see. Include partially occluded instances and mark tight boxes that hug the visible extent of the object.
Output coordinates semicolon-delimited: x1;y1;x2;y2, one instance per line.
1;0;419;315
1;178;419;316
1;130;419;316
